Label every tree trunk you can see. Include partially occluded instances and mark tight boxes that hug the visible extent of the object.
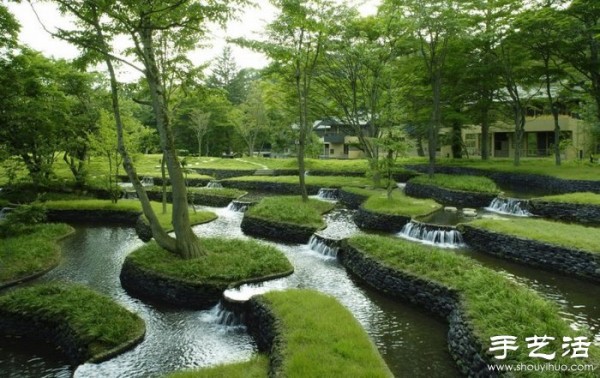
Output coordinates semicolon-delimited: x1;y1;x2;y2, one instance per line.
451;119;463;159
513;106;525;167
553;109;561;165
481;110;490;160
416;136;425;157
161;153;167;214
428;71;442;178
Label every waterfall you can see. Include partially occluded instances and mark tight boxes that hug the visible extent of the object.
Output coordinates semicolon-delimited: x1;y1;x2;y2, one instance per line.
486;197;531;217
206;180;223;189
0;207;12;220
141;176;154;187
122;191;138;200
317;188;339;201
397;221;465;249
226;200;251;212
396;183;407;190
308;234;339;258
204;302;245;327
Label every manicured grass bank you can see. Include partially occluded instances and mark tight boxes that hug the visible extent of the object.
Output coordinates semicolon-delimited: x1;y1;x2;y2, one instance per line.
466;217;600;254
0;283;145;364
168;356;269;378
246;196;335;229
248;289;391;377
0;223;73;287
223;175;372;188
362;189;441;217
410;174;500;194
346;235;599;374
534;191;600;205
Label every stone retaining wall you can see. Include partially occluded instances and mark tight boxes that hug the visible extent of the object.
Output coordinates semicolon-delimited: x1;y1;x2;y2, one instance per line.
529;200;600;225
353;207;411;232
145;190;236;207
222;180;321;195
117;175;211;187
460;225;600;282
190;168;255;179
46;209;140;225
241;214;318;244
338;244;498;377
245;297;285;375
405;181;497;207
338;189;369;209
405;164;600;194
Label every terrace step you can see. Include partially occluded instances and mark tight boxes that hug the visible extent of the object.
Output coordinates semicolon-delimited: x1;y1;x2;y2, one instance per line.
254;169;276;176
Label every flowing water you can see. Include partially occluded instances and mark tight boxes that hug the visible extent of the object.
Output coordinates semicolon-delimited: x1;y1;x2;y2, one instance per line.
397;221;465;249
485;197;532;217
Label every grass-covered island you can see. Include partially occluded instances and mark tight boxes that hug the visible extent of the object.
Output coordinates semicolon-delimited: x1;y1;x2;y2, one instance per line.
345;235;599;376
241;196;336;243
168;356;270;378
405;174;500;207
120;238;294;308
0;223;73;287
533;191;600;205
362;189;441;217
409;174;500;194
0;283;145;364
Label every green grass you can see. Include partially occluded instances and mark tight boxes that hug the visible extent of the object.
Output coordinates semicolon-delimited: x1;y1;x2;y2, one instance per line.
258;289;391;377
0;223;73;284
533;192;600;205
186;187;247;198
126;238;293;284
0;283;145;359
43;200;216;230
464;217;600;254
223;175;372;188
410;174;500;194
246;196;335;229
348;235;599;375
362;189;441;217
168;356;269;378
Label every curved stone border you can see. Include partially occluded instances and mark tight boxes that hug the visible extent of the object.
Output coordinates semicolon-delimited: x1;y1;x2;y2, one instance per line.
405;181;497;207
189;168;255;179
353;207;411;232
241;213;320;244
529;200;600;225
338;244;498;377
460;225;600;282
405;164;600;194
117;175;211;187
338;188;369;209
119;258;293;310
222;180;322;195
46;209;141;225
245;297;283;374
145;189;241;207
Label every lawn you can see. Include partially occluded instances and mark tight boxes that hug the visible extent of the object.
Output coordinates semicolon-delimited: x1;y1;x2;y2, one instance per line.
361;189;441;217
245;196;335;229
532;192;600;205
409;174;501;194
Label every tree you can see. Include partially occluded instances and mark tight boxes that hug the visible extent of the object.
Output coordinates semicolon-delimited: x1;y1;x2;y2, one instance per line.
49;0;246;259
0;4;19;49
189;110;211;156
235;81;270;156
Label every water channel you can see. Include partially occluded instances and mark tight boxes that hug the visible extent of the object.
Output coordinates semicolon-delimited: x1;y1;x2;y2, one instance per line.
1;193;598;377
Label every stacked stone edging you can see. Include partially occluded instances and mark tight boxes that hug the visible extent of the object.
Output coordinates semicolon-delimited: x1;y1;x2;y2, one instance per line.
405;164;600;194
460;225;600;282
222;180;321;195
117;175;211;187
245;297;285;375
338;244;498;377
0;305;144;365
47;209;140;225
145;190;239;207
338;189;369;209
405;181;497;207
241;213;319;244
529;200;600;225
190;168;255;179
353;207;411;232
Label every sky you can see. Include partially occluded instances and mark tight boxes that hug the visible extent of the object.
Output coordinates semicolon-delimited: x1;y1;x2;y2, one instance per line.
6;0;379;80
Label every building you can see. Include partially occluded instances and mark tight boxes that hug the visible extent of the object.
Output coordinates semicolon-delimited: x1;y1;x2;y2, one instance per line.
312;117;370;159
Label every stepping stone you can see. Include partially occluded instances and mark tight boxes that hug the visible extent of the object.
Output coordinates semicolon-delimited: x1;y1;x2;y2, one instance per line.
444;206;458;213
463;208;477;217
254;169;275;176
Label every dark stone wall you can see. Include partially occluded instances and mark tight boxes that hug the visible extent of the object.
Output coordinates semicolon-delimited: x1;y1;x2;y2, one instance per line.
46;209;140;225
189;168;255;179
353;207;411;232
119;259;225;310
405;182;497;207
530;200;600;225
405;164;600;194
245;297;285;376
145;190;236;207
460;225;600;282
134;216;153;242
338;189;369;210
117;175;211;187
338;244;499;377
241;214;318;244
222;180;321;195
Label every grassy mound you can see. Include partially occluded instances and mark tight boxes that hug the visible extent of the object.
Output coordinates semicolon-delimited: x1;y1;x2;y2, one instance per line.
168;356;269;378
533;192;600;205
223;175;372;188
257;289;391;377
245;196;335;229
0;223;73;286
465;217;600;254
362;189;441;217
0;283;145;362
348;235;599;373
410;174;500;194
187;187;247;198
126;238;293;284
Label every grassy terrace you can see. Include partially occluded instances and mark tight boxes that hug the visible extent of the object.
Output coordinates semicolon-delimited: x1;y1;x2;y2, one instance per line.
348;235;599;373
126;238;293;283
0;283;145;361
246;196;335;229
0;223;73;285
44;200;216;230
464;217;600;254
362;189;441;217
256;289;391;377
409;174;500;194
223;175;372;188
533;191;600;205
169;356;269;378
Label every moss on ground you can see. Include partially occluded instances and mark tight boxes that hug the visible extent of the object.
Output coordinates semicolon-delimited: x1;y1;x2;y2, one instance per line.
348;235;599;376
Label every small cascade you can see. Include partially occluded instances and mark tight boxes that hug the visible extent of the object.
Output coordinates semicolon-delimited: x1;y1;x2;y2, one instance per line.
227;200;252;212
308;234;340;258
317;188;339;201
122;191;138;200
396;182;407;191
205;302;245;327
486;197;531;217
206;180;223;189
397;221;465;249
141;176;154;187
0;207;12;220
304;170;310;177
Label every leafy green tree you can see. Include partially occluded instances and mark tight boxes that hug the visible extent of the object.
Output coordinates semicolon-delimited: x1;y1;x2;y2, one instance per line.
0;4;19;49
